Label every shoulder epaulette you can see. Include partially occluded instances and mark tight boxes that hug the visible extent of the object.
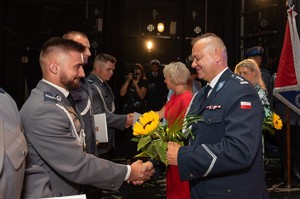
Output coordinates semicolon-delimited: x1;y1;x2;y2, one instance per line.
87;78;94;83
230;74;249;85
44;91;57;102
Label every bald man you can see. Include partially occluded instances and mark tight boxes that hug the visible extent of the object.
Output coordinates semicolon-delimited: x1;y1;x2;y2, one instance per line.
167;33;269;199
20;37;153;197
63;31;98;157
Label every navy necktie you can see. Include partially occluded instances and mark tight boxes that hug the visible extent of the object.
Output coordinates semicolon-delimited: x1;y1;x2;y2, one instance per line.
204;85;211;99
67;94;76;109
201;85;211;106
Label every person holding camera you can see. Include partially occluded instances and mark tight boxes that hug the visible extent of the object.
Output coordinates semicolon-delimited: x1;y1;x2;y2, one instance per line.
120;63;148;114
119;64;148;160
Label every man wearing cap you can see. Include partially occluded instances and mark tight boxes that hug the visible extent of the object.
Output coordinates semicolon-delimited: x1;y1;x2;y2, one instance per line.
146;59;168;111
245;46;271;97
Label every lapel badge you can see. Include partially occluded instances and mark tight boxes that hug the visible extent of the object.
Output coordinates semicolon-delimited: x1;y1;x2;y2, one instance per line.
55;95;62;102
206;105;222;110
216;81;225;92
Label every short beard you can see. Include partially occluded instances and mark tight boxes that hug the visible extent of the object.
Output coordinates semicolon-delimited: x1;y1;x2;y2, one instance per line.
60;73;80;91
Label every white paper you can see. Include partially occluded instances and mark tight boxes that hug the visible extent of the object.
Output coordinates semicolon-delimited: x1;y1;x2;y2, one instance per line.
40;194;86;199
94;113;108;143
133;112;142;129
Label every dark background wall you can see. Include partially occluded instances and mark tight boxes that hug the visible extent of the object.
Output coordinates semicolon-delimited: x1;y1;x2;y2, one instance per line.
0;0;295;108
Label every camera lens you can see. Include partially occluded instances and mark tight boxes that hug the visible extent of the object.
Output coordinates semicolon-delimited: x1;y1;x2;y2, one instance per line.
132;73;138;80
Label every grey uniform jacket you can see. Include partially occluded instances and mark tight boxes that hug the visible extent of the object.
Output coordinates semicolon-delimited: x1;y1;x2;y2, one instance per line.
0;88;27;199
87;73;127;148
0;88;52;199
20;80;128;196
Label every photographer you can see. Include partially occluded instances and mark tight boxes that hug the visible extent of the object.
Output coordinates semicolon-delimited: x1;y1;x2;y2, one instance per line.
120;63;148;114
119;64;148;160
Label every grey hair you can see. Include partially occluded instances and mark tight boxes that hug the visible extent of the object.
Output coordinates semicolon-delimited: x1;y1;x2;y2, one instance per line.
163;62;190;85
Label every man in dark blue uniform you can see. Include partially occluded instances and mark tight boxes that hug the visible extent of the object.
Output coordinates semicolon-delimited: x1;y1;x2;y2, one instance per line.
167;33;269;199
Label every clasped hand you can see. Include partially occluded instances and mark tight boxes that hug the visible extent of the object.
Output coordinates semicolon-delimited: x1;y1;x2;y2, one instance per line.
128;160;154;185
125;113;134;128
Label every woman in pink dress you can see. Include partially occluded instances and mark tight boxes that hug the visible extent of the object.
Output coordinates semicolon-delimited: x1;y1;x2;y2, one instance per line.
157;62;192;199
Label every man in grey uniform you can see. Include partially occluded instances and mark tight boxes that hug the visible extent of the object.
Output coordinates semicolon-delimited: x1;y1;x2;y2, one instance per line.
20;37;153;197
0;88;52;199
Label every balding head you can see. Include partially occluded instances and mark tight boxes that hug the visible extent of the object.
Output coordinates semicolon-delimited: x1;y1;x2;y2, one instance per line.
192;33;227;61
63;31;91;64
191;33;228;83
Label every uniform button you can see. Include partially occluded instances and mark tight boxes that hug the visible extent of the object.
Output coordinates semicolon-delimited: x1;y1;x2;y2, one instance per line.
189;173;194;178
110;184;115;188
227;189;231;193
21;150;27;156
208;118;212;123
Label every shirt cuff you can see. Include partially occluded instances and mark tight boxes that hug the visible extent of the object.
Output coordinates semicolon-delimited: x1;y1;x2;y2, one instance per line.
124;165;131;181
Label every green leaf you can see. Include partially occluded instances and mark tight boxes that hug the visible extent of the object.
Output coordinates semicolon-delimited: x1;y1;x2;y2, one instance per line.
137;135;152;151
131;137;140;142
155;140;168;165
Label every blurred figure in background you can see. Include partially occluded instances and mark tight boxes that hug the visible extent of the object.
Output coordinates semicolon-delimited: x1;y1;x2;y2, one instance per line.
87;53;133;157
245;46;272;100
235;59;271;118
145;59;168;111
235;58;273;157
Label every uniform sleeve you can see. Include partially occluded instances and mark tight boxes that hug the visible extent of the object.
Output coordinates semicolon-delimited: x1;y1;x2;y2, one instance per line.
23;103;127;190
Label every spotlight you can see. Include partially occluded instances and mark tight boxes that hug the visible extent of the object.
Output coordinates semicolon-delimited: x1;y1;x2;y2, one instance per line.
146;40;153;52
157;23;164;33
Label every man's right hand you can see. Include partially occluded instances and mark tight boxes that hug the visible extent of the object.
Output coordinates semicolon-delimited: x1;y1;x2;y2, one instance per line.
128;160;154;185
125;113;134;128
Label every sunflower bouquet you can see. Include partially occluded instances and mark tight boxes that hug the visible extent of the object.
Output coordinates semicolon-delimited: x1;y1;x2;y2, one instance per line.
262;112;283;135
132;110;202;166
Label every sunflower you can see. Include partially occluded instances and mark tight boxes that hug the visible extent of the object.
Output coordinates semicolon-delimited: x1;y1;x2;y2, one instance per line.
132;110;203;165
272;113;283;130
133;111;160;136
262;111;283;135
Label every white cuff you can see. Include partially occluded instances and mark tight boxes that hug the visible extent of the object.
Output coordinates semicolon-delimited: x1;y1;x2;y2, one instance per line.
124;165;131;181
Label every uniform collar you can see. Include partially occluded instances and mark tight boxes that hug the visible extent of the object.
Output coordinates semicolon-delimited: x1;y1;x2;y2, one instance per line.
42;78;69;97
208;67;228;89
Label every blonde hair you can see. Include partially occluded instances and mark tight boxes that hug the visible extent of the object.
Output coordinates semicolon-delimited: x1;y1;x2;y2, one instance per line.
163;62;190;85
235;59;267;91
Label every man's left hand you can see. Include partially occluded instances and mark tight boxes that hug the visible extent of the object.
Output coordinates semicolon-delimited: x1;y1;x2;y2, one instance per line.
167;141;181;166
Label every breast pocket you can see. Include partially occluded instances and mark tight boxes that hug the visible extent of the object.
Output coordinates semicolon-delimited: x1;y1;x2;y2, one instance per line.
203;110;224;125
6;130;28;170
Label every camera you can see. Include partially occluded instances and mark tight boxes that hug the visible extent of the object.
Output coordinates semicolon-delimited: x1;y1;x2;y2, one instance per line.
132;73;139;80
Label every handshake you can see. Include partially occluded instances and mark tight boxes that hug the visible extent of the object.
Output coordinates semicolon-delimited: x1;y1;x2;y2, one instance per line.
128;160;154;185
